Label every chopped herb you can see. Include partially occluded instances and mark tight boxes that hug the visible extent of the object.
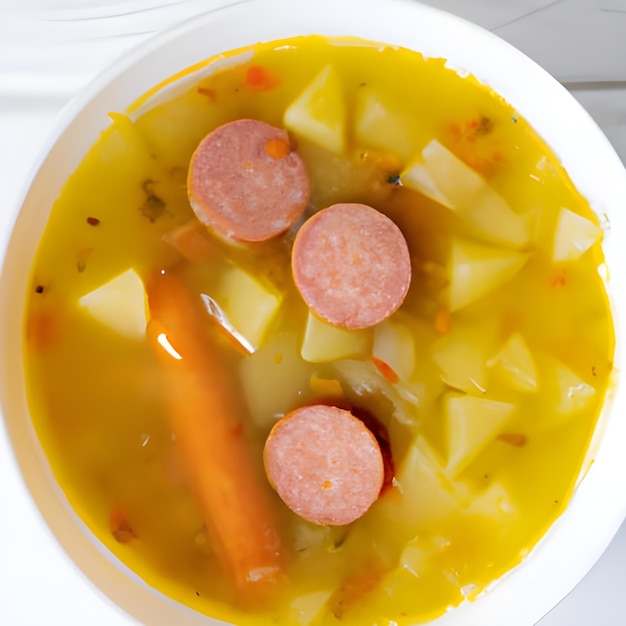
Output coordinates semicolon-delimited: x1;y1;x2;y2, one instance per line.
554;500;559;504
359;82;367;88
140;179;168;223
476;115;493;135
86;216;100;226
592;365;597;377
512;115;518;123
386;173;402;186
35;285;44;294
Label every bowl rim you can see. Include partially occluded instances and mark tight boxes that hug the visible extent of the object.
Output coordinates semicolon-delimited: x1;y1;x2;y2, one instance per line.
1;0;625;625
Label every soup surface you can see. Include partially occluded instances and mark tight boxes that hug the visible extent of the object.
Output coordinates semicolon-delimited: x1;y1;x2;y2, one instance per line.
24;36;614;625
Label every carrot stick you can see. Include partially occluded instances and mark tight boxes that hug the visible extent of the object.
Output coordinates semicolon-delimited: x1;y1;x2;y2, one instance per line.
146;270;283;604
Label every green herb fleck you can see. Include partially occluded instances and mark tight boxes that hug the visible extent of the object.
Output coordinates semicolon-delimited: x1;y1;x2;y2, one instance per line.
386;173;402;187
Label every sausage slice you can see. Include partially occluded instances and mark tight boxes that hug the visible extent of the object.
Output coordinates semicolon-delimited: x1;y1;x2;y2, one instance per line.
292;203;411;329
264;405;384;526
188;119;310;242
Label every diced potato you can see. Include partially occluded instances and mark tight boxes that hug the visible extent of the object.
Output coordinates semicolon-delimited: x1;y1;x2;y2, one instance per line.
448;238;529;311
488;331;538;393
431;322;494;393
553;359;596;417
403;139;484;208
393;435;466;525
217;265;282;352
134;87;227;168
301;312;371;363
444;394;516;477
373;318;415;381
403;140;530;249
289;590;334;626
78;269;148;340
239;332;316;430
553;206;602;262
284;64;346;154
399;535;450;577
465;481;517;523
354;88;419;162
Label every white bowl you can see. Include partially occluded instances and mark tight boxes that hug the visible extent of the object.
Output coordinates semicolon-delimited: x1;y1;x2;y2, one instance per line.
1;0;625;624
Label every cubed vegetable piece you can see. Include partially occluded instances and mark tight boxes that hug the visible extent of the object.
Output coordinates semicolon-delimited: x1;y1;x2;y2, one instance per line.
552;359;596;417
488;331;539;393
289;590;333;626
464;481;517;523
403;140;531;249
354;88;419;162
403;139;484;208
240;332;316;431
553;207;602;262
78;269;148;339
284;64;346;154
373;318;415;382
448;238;529;311
431;322;494;393
217;265;282;352
394;435;465;525
134;86;227;168
301;311;371;363
444;394;516;477
399;535;450;578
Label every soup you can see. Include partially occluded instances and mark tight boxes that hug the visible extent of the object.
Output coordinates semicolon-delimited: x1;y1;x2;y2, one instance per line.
24;36;614;625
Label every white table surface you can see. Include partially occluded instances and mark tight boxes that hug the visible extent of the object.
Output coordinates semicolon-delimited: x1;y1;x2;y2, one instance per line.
1;1;625;625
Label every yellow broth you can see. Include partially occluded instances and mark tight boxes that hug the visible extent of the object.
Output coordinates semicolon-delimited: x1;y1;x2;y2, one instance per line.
24;36;614;625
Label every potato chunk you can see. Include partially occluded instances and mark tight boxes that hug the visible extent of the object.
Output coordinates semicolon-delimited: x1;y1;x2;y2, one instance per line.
552;207;602;262
373;317;415;381
78;269;148;339
488;331;539;393
284;64;346;154
354;88;418;162
448;239;529;311
403;140;530;249
444;394;516;477
216;265;282;352
301;311;371;363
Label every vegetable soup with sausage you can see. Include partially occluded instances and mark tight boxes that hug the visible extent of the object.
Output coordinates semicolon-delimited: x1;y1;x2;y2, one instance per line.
24;35;614;626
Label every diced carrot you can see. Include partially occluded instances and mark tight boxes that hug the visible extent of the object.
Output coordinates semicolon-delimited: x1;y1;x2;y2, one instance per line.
434;308;452;335
372;356;399;384
162;220;220;264
245;65;280;91
146;271;282;605
264;138;290;159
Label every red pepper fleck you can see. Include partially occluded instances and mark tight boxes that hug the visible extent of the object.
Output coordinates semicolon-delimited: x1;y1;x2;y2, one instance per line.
372;356;399;384
86;217;100;226
245;65;280;91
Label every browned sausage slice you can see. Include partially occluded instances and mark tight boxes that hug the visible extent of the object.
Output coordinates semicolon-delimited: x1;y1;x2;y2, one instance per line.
188;119;310;242
264;405;384;526
292;203;411;329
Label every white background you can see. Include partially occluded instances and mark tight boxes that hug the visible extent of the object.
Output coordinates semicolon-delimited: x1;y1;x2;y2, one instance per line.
1;1;625;625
